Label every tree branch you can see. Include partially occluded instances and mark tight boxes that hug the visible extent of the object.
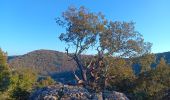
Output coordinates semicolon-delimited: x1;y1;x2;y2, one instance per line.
73;71;80;81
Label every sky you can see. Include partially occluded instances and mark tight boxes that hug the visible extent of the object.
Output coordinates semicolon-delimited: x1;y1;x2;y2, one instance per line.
0;0;170;56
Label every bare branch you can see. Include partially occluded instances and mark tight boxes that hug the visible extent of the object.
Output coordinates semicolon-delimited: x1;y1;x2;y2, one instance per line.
73;71;80;81
82;69;87;81
65;46;74;61
87;60;93;68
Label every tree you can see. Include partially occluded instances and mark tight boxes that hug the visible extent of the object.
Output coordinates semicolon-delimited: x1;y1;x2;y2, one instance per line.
106;58;135;92
100;21;152;58
134;59;170;99
157;57;167;68
57;6;152;92
9;68;37;100
139;54;155;73
0;48;10;92
57;6;106;83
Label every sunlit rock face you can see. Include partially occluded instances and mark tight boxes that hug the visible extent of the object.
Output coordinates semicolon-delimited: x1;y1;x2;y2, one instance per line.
30;84;129;100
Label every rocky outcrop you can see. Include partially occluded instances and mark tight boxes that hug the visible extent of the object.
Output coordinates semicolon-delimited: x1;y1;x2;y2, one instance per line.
30;84;129;100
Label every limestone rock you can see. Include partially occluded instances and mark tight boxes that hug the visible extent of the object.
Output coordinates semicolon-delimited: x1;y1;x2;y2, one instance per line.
30;84;129;100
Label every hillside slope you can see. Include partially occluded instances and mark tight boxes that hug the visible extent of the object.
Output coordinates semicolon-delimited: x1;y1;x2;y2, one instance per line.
8;50;170;76
8;50;77;75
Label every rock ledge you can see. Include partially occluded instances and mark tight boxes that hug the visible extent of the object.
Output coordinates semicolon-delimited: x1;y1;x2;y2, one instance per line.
30;84;129;100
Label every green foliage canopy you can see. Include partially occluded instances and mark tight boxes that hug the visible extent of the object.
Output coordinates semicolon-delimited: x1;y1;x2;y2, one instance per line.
57;6;152;58
0;48;10;92
134;58;170;99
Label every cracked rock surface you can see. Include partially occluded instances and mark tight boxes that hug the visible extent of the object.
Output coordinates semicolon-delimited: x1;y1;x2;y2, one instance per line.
30;84;129;100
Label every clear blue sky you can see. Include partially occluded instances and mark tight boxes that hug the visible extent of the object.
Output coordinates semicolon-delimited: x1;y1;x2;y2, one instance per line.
0;0;170;55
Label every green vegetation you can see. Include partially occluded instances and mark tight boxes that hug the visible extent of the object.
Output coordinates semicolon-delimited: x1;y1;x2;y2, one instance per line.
9;68;37;100
57;5;149;91
56;6;170;99
0;49;10;92
0;49;56;100
133;58;170;99
0;49;11;99
1;48;168;100
106;58;135;92
37;76;56;88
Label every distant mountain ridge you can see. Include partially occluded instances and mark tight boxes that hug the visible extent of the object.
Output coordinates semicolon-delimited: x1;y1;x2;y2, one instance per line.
155;51;170;64
8;49;77;75
8;49;170;75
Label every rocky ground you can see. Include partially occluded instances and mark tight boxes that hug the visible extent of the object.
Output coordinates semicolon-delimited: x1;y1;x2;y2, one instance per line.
30;83;129;100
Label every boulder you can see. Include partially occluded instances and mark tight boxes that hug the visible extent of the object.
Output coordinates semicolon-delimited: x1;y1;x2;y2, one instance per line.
30;84;129;100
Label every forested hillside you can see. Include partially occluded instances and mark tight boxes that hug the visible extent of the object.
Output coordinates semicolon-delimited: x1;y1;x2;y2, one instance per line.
8;49;170;75
8;50;77;75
